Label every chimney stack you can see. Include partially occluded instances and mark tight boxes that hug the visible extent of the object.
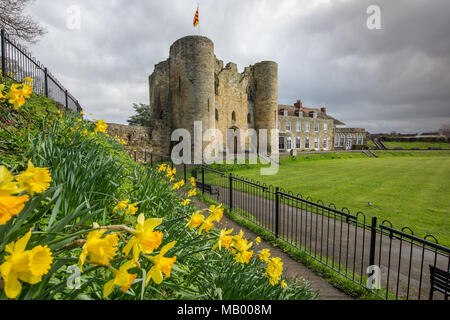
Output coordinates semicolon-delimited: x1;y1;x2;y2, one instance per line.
320;107;327;114
294;99;303;108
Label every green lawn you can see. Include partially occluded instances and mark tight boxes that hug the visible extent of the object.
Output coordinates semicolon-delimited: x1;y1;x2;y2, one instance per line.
383;141;450;150
223;151;450;246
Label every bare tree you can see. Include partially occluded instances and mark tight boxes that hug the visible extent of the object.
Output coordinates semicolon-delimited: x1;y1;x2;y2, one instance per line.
0;0;46;44
439;124;450;137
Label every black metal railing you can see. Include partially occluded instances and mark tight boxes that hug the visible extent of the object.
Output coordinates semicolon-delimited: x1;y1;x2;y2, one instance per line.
0;29;82;112
128;153;450;300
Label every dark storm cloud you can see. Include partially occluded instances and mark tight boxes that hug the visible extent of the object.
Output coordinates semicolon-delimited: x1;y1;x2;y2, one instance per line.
27;0;450;132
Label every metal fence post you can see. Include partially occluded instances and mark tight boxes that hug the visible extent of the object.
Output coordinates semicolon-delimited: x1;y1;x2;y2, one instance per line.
150;153;153;168
229;174;233;210
369;216;377;268
44;68;48;97
65;89;68;110
275;187;280;238
144;151;147;163
184;164;187;183
134;150;137;161
201;165;205;194
1;29;6;77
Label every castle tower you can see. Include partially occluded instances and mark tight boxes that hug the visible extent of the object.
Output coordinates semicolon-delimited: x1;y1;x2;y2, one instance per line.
169;36;216;148
253;61;278;150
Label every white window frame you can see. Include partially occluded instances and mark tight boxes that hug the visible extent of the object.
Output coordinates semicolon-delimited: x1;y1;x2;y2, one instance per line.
323;138;328;150
314;137;319;150
286;137;292;150
279;136;285;150
324;123;328;133
296;121;301;132
315;122;319;132
305;136;310;149
306;122;310;133
296;136;301;149
286;120;291;132
347;134;352;149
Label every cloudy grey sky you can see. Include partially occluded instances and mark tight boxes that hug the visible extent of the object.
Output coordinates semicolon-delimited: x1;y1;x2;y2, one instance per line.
26;0;450;133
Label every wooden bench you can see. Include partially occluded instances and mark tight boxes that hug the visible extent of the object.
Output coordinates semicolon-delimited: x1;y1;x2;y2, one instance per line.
429;265;450;300
196;182;219;197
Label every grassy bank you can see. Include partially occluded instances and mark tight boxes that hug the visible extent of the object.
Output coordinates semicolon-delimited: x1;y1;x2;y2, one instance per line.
382;141;450;150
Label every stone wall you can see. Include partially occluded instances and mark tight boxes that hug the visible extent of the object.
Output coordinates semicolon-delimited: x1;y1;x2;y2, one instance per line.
106;123;170;155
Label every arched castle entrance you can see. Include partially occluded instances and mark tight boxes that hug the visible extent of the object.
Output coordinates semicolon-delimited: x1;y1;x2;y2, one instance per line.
228;126;240;154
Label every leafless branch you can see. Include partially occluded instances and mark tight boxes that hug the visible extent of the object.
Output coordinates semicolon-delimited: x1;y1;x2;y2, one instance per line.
0;0;47;44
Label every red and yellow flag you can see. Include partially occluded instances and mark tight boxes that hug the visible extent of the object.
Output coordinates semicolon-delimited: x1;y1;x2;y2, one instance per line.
193;7;199;27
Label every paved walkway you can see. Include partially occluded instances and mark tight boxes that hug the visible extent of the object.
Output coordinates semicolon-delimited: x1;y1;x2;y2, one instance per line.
191;196;353;300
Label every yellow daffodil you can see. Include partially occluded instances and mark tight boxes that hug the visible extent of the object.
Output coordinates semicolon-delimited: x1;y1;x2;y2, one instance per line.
208;205;223;222
15;161;51;196
230;232;253;264
113;200;129;211
145;241;177;285
185;211;204;230
212;228;233;250
24;77;34;83
10;94;25;109
165;167;171;176
178;179;185;187
78;223;119;272
190;177;196;187
258;248;271;262
255;237;261;245
103;260;137;298
188;188;197;197
126;202;138;215
123;213;163;261
234;249;253;264
0;166;29;225
21;84;32;99
197;216;214;235
0;230;53;299
0;84;5;99
265;257;283;285
172;182;180;190
158;164;167;173
181;199;190;206
94;120;107;134
281;280;287;288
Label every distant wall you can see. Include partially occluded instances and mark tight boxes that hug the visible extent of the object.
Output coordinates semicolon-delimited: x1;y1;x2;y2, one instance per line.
106;123;171;155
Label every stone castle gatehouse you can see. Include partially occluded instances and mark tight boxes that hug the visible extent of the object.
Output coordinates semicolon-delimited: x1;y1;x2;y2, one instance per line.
147;35;278;155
